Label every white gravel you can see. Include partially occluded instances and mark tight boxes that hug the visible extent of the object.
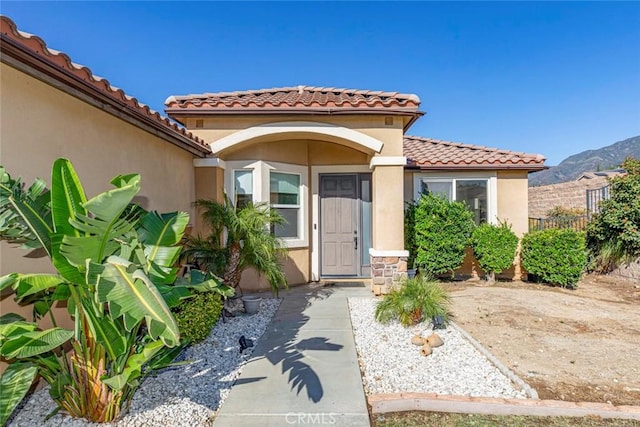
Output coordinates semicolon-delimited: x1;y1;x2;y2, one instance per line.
348;297;528;399
8;298;281;427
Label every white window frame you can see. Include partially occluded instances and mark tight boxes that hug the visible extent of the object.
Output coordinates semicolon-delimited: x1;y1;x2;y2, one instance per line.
225;160;308;248
270;170;302;240
412;171;498;224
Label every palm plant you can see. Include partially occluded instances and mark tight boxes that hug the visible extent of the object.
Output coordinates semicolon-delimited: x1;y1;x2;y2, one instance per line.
181;195;288;295
0;159;231;424
375;276;450;326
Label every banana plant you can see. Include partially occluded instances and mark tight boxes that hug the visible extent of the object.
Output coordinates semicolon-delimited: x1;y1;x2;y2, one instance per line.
0;159;231;424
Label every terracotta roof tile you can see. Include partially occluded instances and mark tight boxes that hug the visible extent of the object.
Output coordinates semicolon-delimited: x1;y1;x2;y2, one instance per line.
165;86;421;111
404;135;546;170
0;16;210;154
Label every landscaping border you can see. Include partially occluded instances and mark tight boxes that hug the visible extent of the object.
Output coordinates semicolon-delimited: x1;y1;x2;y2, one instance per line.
368;393;640;420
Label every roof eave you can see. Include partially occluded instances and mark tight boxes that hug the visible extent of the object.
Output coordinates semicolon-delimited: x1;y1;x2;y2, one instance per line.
0;28;210;157
165;106;422;118
405;164;547;171
403;111;425;132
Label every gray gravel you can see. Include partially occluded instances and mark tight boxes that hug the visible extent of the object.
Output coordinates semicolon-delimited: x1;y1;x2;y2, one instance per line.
348;297;528;399
8;298;281;427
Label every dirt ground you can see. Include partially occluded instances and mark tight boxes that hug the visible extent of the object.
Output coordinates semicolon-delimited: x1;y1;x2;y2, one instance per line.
446;274;640;406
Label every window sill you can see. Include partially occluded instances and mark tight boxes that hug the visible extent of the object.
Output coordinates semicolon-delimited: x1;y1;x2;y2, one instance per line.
281;238;309;249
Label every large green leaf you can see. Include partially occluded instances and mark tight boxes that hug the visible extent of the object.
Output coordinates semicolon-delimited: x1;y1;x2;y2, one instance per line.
0;313;26;326
0;167;52;251
50;233;84;284
50;159;87;284
138;211;189;285
156;284;191;308
50;159;86;236
0;362;38;426
0;314;36;342
95;257;179;347
1;188;53;255
0;273;18;292
0;327;73;359
84;174;140;221
6;274;65;301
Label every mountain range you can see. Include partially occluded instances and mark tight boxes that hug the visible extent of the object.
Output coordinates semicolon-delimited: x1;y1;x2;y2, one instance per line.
528;135;640;187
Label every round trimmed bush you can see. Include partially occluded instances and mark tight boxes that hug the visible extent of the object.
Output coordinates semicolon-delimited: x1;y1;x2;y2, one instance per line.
521;229;587;289
470;222;518;282
172;292;223;344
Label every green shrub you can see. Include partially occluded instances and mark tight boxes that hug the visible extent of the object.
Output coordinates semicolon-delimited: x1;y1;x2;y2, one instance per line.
470;222;519;282
413;193;476;276
404;200;418;269
586;157;640;272
546;206;586;217
172;292;223;344
521;229;587;289
375;277;450;326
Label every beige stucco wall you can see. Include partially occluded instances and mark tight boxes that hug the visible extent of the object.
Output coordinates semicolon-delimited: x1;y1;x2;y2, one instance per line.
237;248;309;292
496;170;529;237
223;139;370;166
0;63;197;344
177;115;405;157
372;165;406;250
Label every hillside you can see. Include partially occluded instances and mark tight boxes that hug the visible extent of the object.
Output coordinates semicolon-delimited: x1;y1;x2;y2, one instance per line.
529;135;640;186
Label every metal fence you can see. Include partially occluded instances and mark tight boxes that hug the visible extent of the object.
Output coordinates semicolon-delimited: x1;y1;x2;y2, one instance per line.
586;185;610;218
528;215;589;232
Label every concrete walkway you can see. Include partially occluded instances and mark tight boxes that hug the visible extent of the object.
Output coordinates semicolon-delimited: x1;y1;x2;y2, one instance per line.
213;283;372;427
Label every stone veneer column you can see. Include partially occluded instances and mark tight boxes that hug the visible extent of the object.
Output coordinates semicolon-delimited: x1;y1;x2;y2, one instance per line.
370;254;408;295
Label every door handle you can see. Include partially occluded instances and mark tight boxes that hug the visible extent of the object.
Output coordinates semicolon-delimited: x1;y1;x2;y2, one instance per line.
354;236;358;250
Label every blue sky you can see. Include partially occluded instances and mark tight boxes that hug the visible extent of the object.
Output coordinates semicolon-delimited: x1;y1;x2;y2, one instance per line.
2;2;639;165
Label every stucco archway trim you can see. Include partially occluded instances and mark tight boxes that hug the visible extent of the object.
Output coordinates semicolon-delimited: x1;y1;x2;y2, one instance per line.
209;121;384;154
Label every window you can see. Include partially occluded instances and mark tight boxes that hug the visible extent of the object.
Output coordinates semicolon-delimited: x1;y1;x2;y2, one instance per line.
225;160;308;248
455;180;487;224
270;172;300;238
234;170;253;208
415;173;496;225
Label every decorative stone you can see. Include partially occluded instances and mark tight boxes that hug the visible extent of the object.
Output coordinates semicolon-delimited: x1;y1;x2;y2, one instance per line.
420;343;433;356
426;333;444;348
411;335;425;346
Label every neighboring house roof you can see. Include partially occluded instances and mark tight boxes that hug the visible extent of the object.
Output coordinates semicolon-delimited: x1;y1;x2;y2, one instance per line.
577;168;625;181
0;16;210;156
404;135;546;170
165;86;424;131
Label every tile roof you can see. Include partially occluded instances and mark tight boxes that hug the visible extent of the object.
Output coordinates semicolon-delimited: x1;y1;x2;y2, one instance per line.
0;16;210;155
165;86;421;111
404;135;546;170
